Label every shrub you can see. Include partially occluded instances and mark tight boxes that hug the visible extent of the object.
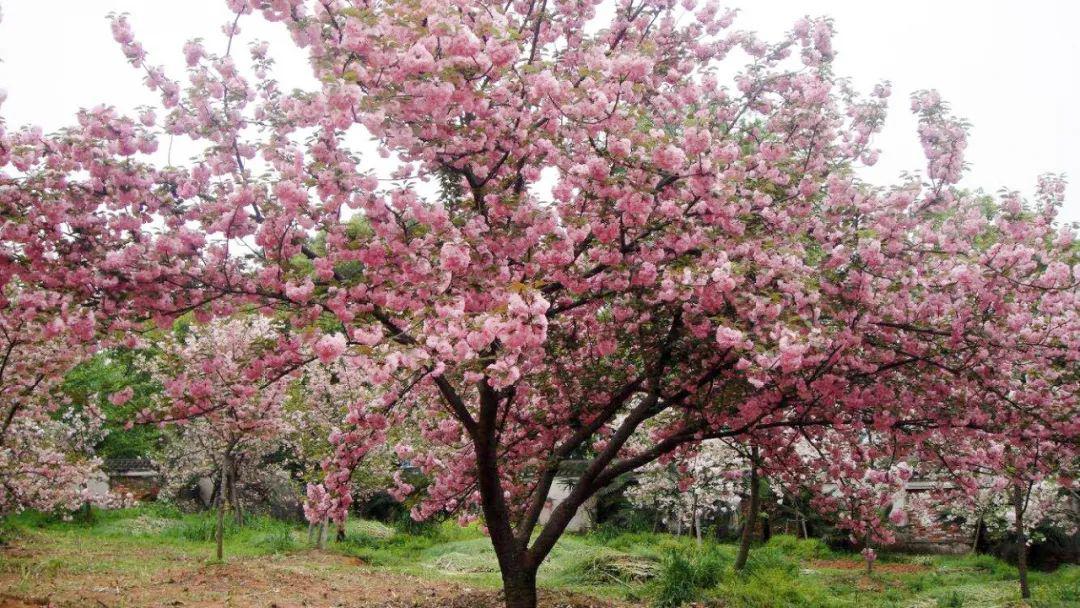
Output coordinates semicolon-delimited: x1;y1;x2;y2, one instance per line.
692;548;729;588
590;521;628;542
8;509;63;529
1049;581;1080;603
339;531;384;550
652;551;698;608
139;502;185;520
0;519;19;545
346;519;395;540
1038;565;1080;605
906;574;928;593
947;553;1014;580
651;547;730;608
598;531;689;557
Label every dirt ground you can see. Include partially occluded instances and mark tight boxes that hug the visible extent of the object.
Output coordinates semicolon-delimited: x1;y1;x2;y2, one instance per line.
0;537;623;608
809;559;930;574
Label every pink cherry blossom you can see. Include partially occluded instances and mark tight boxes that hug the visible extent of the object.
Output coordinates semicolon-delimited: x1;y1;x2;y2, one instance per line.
314;333;347;364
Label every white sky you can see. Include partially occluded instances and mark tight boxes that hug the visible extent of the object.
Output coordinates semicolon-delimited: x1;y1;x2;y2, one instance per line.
1;0;1077;223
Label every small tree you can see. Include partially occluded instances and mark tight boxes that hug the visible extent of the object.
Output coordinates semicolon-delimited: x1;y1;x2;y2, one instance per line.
140;317;291;559
931;436;1078;599
0;288;116;517
288;356;400;544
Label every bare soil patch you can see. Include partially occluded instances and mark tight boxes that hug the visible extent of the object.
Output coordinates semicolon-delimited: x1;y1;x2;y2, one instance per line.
0;536;626;608
0;596;48;608
809;559;930;574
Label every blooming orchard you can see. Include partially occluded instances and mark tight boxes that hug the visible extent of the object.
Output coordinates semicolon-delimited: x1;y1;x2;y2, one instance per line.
0;1;1076;606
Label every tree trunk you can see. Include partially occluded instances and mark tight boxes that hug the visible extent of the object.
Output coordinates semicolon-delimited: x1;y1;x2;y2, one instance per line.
307;521;316;545
78;500;94;524
502;566;538;608
0;403;20;446
693;498;702;547
317;518;328;550
215;458;230;561
734;449;760;571
336;518;347;542
228;459;243;526
971;515;984;553
1016;533;1030;600
864;531;874;575
1013;486;1031;599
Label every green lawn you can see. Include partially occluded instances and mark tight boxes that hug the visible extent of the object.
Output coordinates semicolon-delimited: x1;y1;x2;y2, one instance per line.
1;506;1077;607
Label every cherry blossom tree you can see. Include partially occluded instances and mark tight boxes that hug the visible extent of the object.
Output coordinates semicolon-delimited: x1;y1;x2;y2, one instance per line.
139;316;293;559
0;396;110;517
1;1;1076;605
905;192;1080;599
808;446;912;574
0;287;117;516
0;4;165;517
925;433;1078;598
289;356;403;544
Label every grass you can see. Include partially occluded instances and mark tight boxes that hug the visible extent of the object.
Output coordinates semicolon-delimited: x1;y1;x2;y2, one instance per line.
1;504;304;561
2;507;1078;607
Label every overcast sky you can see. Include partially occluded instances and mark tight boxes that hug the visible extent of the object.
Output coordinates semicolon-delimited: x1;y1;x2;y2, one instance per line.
1;0;1077;223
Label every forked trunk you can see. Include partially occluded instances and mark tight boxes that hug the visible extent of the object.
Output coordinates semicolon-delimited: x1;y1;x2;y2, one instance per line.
734;449;760;571
486;514;539;608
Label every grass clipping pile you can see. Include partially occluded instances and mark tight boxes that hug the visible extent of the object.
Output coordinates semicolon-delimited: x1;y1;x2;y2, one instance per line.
568;548;660;585
428;543;659;587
